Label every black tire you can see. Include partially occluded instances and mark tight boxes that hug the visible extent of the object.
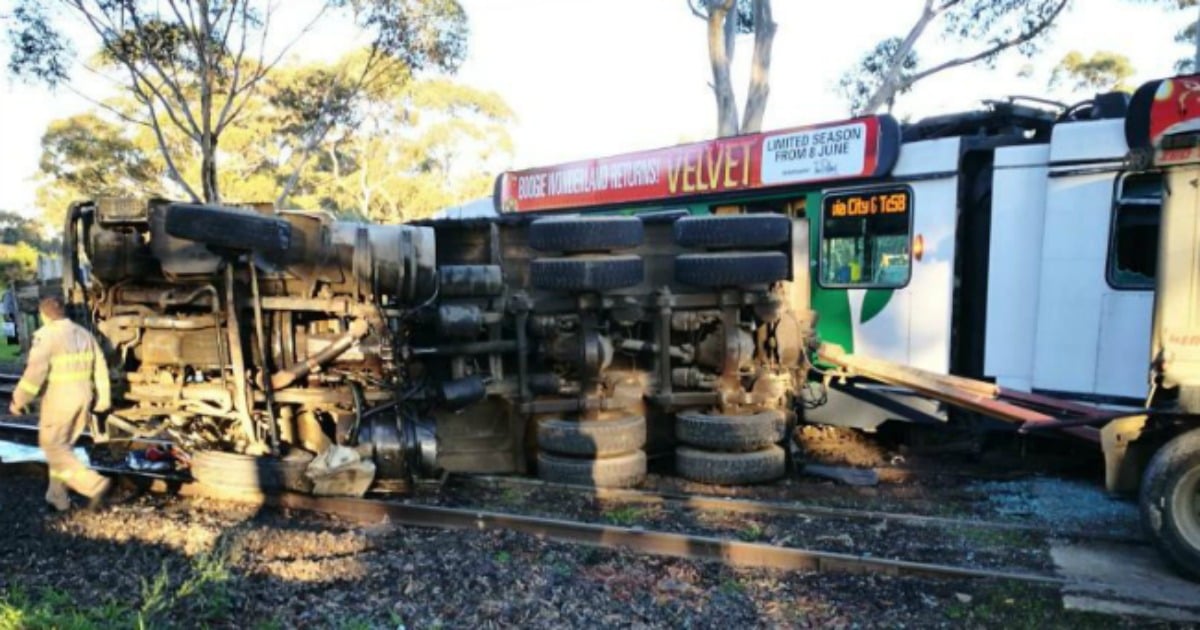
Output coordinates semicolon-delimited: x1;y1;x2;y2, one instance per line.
675;445;785;485
1140;428;1200;580
530;255;643;292
190;449;314;493
675;410;786;452
673;214;790;249
675;252;788;287
529;216;643;252
163;203;292;258
538;415;646;457
536;450;647;488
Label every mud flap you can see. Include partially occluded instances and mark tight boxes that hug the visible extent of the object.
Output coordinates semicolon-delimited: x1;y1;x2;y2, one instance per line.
1102;415;1148;496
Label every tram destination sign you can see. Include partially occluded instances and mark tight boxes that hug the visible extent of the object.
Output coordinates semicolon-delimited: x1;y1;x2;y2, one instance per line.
496;115;901;213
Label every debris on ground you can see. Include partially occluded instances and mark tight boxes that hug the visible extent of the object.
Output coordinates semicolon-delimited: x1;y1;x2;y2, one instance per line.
801;463;880;487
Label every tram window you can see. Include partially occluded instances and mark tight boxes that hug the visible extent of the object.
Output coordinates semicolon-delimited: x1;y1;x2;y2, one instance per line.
819;187;913;288
1108;172;1161;290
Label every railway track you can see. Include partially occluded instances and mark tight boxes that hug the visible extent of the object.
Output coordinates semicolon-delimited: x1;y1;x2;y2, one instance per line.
457;474;1146;546
6;416;1190;621
159;479;1069;586
0;421;1104;591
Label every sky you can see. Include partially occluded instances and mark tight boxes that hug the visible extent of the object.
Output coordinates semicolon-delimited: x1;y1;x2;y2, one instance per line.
0;0;1192;218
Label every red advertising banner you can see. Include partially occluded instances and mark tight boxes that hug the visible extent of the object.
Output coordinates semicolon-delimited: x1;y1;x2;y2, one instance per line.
496;115;901;213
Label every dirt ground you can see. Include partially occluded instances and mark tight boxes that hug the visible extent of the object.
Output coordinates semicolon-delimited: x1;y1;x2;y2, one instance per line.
0;468;1176;629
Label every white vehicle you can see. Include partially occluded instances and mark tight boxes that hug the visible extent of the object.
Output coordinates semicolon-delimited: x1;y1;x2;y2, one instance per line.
791;89;1162;430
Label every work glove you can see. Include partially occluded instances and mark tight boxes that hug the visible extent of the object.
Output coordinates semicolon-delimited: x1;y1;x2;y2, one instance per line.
9;401;26;416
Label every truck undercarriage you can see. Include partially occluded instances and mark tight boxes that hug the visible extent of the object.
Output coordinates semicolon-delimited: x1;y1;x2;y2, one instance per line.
67;199;807;493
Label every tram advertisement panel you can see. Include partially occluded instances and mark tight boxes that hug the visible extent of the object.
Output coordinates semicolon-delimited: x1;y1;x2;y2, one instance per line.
497;115;901;213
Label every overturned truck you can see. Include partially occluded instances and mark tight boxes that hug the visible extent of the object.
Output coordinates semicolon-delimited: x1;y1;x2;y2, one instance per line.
65;199;809;492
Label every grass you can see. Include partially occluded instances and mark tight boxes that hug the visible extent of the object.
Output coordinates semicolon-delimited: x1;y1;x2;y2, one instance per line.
0;539;236;630
943;582;1115;628
718;577;746;597
953;525;1037;549
603;504;649;527
139;542;234;626
737;521;766;542
497;486;526;507
0;587;133;630
0;339;19;364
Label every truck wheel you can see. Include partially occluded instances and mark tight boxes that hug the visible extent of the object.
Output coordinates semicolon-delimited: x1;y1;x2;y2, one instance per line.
675;409;786;452
530;255;643;292
1140;427;1200;580
537;415;646;457
537;450;647;488
529;216;643;252
675;252;788;287
163;203;292;258
673;214;790;249
190;449;314;493
675;445;785;485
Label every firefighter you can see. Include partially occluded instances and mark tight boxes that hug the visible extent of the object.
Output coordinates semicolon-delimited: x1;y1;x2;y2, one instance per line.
8;296;112;511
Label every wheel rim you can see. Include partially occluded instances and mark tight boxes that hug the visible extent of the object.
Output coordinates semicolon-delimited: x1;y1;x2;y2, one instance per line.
1171;466;1200;550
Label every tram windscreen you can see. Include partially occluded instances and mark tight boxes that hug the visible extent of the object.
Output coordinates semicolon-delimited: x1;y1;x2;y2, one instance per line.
819;187;913;288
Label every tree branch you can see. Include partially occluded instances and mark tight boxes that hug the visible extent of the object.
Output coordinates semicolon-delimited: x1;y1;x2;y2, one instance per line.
901;0;1069;90
124;65;201;201
860;0;939;114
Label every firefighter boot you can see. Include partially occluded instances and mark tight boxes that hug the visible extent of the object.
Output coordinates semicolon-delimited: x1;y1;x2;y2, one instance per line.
45;479;71;512
85;476;113;511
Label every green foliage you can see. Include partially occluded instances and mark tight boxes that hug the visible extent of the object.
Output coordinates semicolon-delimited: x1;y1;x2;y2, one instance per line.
32;63;512;223
6;1;469;203
139;542;234;626
0;211;54;251
1050;50;1136;93
0;242;41;284
838;38;920;114
0;587;133;629
5;3;70;86
36;113;159;228
604;504;649;526
839;0;1069;115
737;521;765;541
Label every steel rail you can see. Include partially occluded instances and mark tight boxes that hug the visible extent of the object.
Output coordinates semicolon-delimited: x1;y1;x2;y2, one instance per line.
460;475;1146;545
0;448;1086;586
158;480;1068;586
0;418;1142;546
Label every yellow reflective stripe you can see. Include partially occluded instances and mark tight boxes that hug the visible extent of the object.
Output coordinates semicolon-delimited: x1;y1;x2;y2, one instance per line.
48;369;94;383
17;379;40;395
50;469;75;481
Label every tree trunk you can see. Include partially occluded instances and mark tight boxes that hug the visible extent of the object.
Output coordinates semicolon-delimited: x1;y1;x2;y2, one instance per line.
198;0;219;203
201;140;219;204
740;0;775;133
707;0;740;137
